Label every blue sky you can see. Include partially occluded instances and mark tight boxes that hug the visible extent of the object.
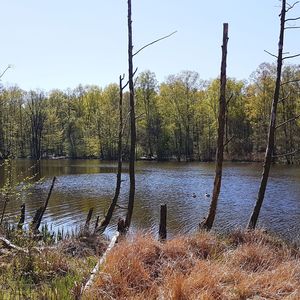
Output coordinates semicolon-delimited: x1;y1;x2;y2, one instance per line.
1;0;299;91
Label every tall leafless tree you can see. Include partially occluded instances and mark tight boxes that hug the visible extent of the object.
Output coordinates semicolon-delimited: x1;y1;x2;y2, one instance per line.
248;0;300;229
124;0;176;229
200;23;228;230
125;0;136;228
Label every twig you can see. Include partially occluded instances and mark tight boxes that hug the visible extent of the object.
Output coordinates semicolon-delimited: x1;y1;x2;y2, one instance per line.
133;31;177;57
285;26;300;29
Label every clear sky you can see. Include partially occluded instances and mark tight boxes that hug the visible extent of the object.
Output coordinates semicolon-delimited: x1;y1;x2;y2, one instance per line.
1;0;299;91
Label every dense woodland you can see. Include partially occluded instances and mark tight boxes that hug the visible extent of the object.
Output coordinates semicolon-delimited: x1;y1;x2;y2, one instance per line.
0;62;299;163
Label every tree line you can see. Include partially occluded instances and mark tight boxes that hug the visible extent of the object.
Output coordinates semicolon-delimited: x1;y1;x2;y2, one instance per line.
0;63;299;163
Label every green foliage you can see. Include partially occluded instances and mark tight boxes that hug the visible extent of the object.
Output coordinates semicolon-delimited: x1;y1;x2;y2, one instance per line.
0;63;299;162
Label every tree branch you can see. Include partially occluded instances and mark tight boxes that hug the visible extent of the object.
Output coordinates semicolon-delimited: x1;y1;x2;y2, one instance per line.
281;79;300;86
226;93;234;106
285;16;300;21
286;1;299;13
278;92;291;103
135;113;145;120
283;53;300;60
276;113;300;129
273;150;298;158
0;65;12;79
224;136;234;147
264;50;278;59
133;31;177;57
285;26;300;29
122;68;138;90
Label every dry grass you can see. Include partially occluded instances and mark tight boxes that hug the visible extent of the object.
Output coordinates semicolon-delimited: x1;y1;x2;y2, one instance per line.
85;230;300;300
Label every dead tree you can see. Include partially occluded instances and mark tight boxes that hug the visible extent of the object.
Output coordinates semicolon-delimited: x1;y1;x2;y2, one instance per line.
248;0;300;229
97;75;126;233
200;23;228;230
124;0;176;229
124;0;136;229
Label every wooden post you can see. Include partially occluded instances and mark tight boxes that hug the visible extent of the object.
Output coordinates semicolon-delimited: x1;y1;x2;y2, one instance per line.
84;208;94;233
17;204;25;230
159;204;167;240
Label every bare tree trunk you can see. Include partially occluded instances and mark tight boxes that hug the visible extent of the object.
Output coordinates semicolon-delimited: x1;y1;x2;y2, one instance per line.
17;203;25;230
32;176;56;232
125;0;136;229
200;23;228;230
84;208;94;233
97;75;124;233
159;204;167;240
248;1;286;229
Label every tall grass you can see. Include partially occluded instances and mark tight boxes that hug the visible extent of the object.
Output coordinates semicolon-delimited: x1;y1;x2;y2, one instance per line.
86;230;300;300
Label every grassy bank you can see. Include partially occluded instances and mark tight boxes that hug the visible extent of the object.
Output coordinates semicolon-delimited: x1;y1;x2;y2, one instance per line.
0;228;108;299
85;230;300;300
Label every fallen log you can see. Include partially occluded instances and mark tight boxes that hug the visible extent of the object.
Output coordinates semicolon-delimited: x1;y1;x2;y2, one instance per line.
0;237;28;254
82;231;119;294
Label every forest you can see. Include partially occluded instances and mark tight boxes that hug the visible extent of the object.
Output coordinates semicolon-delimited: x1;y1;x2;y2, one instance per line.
0;63;299;164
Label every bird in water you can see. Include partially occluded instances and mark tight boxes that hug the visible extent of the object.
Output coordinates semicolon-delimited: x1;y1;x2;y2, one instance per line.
192;193;197;198
205;193;210;198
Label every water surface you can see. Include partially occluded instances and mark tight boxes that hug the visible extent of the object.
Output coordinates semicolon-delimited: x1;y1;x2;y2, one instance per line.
1;160;299;242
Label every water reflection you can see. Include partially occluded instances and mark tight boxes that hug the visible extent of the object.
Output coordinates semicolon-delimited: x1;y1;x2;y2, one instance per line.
0;160;299;243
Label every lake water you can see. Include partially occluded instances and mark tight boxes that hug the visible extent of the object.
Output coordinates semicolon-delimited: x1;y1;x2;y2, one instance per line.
1;160;299;243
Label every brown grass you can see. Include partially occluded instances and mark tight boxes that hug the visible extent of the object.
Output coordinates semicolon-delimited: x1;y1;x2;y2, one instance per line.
85;230;300;300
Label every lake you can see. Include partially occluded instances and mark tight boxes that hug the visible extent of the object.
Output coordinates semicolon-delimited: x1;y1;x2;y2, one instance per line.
1;159;299;243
